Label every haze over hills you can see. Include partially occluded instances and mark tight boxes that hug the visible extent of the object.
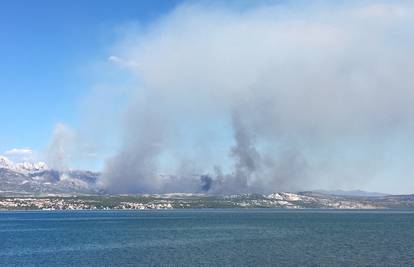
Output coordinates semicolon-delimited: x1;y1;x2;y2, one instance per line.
0;155;385;197
314;189;388;197
0;156;101;196
2;155;414;210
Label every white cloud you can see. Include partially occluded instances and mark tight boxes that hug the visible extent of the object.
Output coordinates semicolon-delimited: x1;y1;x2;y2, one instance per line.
4;148;36;162
108;55;139;68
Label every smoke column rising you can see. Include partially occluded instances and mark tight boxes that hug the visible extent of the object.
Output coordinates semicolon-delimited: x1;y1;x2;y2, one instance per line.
100;2;414;194
45;123;77;171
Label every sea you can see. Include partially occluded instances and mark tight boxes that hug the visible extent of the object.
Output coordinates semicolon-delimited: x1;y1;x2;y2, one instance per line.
1;209;414;266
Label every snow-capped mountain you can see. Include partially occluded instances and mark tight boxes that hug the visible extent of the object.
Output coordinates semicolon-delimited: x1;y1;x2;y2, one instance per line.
0;156;101;196
16;161;48;173
0;156;48;173
0;156;15;170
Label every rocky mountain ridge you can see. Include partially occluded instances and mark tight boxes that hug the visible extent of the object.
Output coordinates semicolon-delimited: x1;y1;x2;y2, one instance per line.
0;156;100;195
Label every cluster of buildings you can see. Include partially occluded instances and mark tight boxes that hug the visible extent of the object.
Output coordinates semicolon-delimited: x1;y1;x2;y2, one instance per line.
116;201;173;210
0;198;92;210
0;198;174;210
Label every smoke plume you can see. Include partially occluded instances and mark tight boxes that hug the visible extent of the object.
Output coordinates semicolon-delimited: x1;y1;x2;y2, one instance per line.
45;123;77;171
99;2;414;194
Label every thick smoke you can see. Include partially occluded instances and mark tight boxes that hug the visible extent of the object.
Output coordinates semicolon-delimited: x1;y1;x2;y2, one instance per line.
103;99;166;193
199;175;213;192
231;111;261;189
100;2;414;194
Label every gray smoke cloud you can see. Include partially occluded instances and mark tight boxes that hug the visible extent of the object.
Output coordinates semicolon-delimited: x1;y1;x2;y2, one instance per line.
45;123;77;171
103;98;166;193
99;2;414;194
44;123;100;171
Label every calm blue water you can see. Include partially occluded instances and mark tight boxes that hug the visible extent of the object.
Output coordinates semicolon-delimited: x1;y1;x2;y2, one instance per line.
1;210;414;266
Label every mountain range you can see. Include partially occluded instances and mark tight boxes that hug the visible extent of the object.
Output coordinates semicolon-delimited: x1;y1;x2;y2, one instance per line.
0;156;101;196
2;156;414;210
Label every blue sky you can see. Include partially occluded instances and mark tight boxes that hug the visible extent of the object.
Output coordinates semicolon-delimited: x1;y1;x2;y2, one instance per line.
0;0;181;154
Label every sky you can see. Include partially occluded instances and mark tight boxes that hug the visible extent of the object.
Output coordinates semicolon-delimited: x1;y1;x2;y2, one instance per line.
0;0;181;155
1;1;414;194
